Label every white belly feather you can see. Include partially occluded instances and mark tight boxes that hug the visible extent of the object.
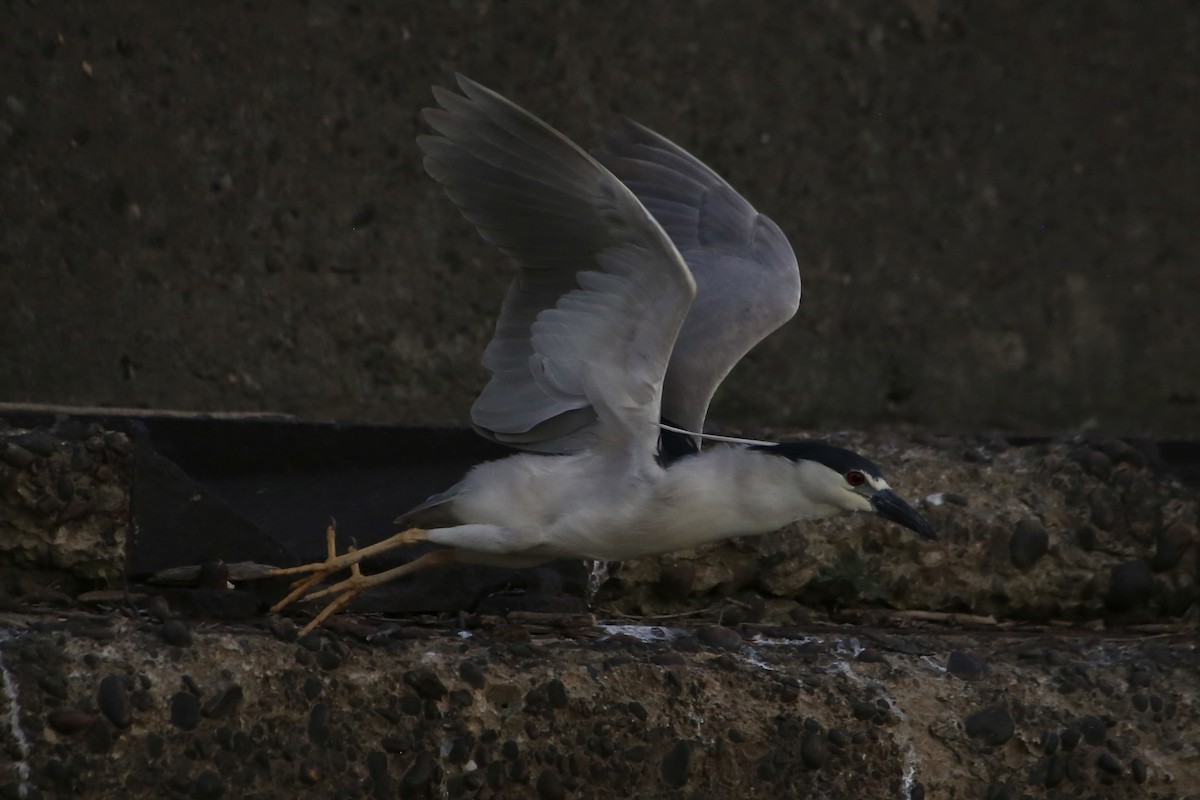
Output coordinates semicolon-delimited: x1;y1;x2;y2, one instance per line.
438;445;840;564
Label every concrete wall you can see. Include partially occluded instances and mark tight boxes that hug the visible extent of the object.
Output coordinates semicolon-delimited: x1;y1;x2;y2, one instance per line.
2;1;1197;436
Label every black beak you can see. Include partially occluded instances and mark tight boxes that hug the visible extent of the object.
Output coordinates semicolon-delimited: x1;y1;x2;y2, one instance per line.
871;489;936;540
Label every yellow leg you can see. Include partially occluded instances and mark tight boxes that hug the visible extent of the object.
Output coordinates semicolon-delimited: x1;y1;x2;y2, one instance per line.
268;522;429;614
271;523;429;579
294;549;457;636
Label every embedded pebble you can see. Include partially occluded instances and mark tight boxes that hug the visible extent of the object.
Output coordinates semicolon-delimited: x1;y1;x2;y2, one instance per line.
625;744;651;761
298;764;321;785
193;770;223;800
1077;715;1106;745
1075;524;1098;551
160;620;193;647
97;674;131;729
1039;730;1059;755
55;473;75;501
1152;522;1193;572
316;648;342;671
1096;752;1122;775
85;717;113;754
47;709;96;735
202;685;243;719
1105;560;1154;612
401;751;437;797
947;650;988;680
1009;518;1049;568
267;616;299;642
696;624;742;652
38;674;69;700
800;732;827;769
1043;753;1066;787
1071;448;1113;481
856;647;886;664
458;660;486;689
1060;728;1081;750
403;668;447;700
1131;757;1147;783
104;431;132;456
399;695;422;716
298;632;323;652
307;703;331;744
657;562;695;600
536;769;566;800
661;740;691;787
13;430;56;456
170;692;202;730
1089;489;1118;530
367;751;393;797
964;706;1014;746
1;442;35;468
381;735;410;753
672;634;700;653
546;679;568;709
1095;438;1146;468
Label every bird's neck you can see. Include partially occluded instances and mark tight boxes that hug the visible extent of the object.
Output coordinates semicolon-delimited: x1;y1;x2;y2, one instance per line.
648;446;838;550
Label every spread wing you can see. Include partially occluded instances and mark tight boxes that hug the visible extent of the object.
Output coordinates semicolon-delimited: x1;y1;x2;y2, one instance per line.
419;76;697;459
595;120;801;453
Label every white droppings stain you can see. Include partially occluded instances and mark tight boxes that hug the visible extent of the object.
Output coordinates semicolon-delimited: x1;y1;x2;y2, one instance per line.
748;634;819;648
826;637;921;793
737;646;776;672
457;630;473;639
925;492;946;506
901;740;919;795
598;625;681;643
587;559;609;596
0;630;32;799
921;655;947;673
834;637;865;659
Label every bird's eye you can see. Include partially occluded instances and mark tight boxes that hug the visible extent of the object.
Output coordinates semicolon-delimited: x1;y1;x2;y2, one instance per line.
846;470;866;487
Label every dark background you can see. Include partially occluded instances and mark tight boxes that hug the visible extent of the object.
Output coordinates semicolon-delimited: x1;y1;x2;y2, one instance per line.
2;1;1197;437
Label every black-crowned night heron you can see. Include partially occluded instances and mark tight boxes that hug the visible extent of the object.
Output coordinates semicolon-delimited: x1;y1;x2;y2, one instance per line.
272;76;934;634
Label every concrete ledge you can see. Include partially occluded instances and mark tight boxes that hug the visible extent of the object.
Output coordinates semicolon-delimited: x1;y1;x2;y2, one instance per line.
1;612;1198;799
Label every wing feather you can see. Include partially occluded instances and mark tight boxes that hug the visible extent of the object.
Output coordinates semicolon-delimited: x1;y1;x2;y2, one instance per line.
420;77;697;457
595;119;801;448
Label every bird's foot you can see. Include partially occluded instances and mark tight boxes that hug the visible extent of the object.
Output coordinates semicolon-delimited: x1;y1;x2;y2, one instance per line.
268;522;429;634
288;548;456;636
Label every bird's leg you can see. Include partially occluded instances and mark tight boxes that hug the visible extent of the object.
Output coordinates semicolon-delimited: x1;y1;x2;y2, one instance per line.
269;522;428;614
293;548;457;636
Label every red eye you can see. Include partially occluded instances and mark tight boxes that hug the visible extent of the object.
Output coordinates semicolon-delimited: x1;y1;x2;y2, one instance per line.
846;470;866;487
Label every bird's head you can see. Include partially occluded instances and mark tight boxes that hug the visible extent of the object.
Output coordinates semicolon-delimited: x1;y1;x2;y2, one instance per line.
753;442;936;540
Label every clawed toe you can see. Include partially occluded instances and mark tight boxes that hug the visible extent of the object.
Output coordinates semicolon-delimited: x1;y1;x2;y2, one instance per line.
268;522;435;635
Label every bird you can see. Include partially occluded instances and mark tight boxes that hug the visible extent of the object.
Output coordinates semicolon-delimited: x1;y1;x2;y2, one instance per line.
270;75;935;635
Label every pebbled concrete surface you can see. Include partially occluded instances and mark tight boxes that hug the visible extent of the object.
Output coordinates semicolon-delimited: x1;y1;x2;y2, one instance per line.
1;416;1198;797
2;2;1199;435
1;616;1198;799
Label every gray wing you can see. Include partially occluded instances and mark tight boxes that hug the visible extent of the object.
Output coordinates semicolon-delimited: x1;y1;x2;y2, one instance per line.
595;120;801;447
419;76;697;458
